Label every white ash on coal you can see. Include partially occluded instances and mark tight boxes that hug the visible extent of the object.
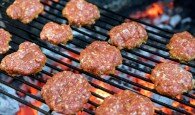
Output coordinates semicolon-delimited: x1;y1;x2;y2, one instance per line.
0;83;19;115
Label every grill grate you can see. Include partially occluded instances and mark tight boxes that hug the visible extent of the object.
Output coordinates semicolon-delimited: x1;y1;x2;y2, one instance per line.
0;0;194;115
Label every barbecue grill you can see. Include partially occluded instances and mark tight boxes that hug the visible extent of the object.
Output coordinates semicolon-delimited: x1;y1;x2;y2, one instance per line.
0;0;194;115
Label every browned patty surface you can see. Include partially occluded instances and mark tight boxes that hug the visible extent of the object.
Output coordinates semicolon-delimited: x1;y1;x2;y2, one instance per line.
0;29;12;54
95;90;154;115
150;62;193;97
80;41;122;75
6;0;44;24
0;41;46;76
109;22;148;50
40;22;73;45
62;0;100;27
41;71;91;114
167;31;195;62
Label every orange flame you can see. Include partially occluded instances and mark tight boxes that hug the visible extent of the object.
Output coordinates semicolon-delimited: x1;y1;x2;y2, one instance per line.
129;2;164;19
17;82;42;115
146;3;163;18
161;107;172;114
17;100;42;115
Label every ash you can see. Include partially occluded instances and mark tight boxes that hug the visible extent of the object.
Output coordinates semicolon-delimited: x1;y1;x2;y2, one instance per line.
0;83;19;115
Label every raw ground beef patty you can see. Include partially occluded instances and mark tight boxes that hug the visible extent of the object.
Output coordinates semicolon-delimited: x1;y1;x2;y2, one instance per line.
167;31;195;62
80;41;122;75
95;90;154;115
0;41;46;76
62;0;100;27
150;61;193;97
0;29;12;54
41;71;91;114
6;0;44;24
40;22;73;45
109;22;148;50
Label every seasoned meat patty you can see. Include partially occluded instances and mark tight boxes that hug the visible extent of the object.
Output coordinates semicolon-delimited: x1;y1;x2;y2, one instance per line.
167;31;195;62
0;41;46;76
109;22;148;50
0;29;12;54
40;22;73;45
150;62;193;97
95;90;154;115
41;71;91;114
62;0;100;27
6;0;44;24
80;41;122;75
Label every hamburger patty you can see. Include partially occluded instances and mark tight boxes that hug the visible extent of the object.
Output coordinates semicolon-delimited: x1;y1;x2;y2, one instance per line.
41;71;91;114
0;29;12;54
150;62;193;97
40;22;73;45
62;0;100;27
167;31;195;62
95;90;154;115
109;22;148;50
6;0;44;24
0;41;46;76
80;41;122;75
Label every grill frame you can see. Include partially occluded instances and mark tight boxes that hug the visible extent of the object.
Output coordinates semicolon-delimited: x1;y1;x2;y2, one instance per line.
0;0;194;115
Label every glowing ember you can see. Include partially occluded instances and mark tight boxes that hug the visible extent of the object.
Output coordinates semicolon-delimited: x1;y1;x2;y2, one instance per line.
90;79;121;104
190;99;195;105
161;107;172;114
17;100;42;115
130;2;165;20
146;3;164;18
17;78;43;115
17;106;34;115
133;76;154;97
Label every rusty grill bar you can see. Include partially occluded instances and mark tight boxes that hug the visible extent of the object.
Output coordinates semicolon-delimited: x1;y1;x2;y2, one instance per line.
0;0;194;115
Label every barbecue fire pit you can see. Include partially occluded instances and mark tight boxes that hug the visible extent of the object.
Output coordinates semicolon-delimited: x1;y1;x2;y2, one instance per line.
0;0;194;115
